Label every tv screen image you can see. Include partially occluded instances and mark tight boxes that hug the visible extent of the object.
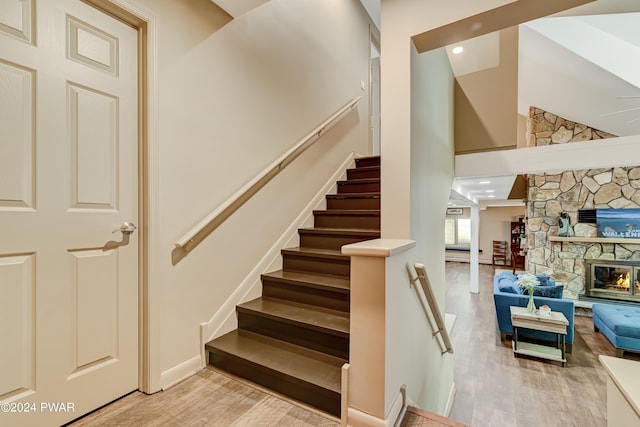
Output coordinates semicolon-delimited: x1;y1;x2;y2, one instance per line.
596;208;640;238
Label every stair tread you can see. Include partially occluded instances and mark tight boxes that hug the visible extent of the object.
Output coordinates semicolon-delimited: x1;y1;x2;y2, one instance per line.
298;227;380;236
337;178;380;184
238;297;349;336
262;270;350;291
313;209;380;216
282;247;348;259
355;155;380;161
348;165;379;172
206;329;344;393
326;192;380;199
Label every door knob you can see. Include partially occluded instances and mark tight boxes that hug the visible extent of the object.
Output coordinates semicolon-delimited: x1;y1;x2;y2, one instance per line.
113;221;137;235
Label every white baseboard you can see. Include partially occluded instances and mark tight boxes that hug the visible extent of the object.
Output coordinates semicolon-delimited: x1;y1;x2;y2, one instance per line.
444;382;456;418
346;387;404;427
160;355;202;390
198;153;356;364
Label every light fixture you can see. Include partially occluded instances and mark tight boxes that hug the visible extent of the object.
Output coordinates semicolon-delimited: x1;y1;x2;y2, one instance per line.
479;180;491;184
486;190;495;193
487;195;496;198
452;46;464;55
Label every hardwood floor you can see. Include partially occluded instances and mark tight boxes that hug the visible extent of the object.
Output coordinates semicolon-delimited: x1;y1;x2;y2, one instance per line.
446;262;639;427
68;368;340;426
69;261;635;426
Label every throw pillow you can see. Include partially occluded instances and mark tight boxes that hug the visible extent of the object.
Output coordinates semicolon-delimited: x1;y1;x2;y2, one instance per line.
535;273;550;286
498;278;521;294
522;284;564;298
498;271;517;281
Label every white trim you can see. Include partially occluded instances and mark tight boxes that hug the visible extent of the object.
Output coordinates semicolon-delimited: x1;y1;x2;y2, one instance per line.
347;388;404;427
341;363;350;426
160;355;202;390
443;382;456;417
102;0;161;394
199;153;357;351
455;134;640;179
342;239;416;257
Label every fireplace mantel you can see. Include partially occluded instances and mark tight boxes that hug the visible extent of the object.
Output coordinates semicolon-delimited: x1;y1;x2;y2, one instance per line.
548;236;640;245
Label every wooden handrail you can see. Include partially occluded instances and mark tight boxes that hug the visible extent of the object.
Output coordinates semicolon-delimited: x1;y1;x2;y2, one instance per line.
413;263;454;355
172;96;361;264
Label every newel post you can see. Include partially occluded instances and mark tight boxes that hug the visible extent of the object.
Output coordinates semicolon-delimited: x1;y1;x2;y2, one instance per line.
341;239;416;427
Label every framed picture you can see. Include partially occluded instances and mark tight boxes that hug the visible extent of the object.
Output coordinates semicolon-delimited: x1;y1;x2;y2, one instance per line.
446;208;463;215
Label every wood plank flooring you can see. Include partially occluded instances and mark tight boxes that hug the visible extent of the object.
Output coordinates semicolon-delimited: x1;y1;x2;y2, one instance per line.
67;368;340;426
446;262;639;427
68;261;637;426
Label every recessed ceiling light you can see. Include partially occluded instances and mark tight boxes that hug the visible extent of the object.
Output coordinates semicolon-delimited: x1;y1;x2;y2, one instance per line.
486;190;495;193
479;180;491;184
452;46;464;55
487;195;496;198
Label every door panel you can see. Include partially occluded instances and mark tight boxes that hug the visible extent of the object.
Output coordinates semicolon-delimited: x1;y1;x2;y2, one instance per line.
0;0;139;425
0;60;35;209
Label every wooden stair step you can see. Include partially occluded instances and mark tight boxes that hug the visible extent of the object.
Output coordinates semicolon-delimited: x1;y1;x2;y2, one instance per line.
347;165;380;180
237;297;349;358
238;297;349;337
326;192;380;210
206;329;344;416
281;247;350;277
261;270;350;312
299;227;380;251
354;155;380;168
313;209;380;229
337;178;380;194
313;209;381;216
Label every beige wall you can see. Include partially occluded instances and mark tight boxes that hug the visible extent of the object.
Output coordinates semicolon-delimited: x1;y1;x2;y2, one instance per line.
454;26;519;154
479;206;525;264
135;0;372;384
380;0;520;415
409;45;456;412
444;206;525;264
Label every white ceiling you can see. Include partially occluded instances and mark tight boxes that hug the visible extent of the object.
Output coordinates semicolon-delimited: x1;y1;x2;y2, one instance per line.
519;13;640;137
450;175;519;208
452;7;640;207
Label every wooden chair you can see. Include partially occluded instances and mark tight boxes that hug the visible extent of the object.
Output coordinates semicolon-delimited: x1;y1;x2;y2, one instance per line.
511;248;526;273
492;240;508;266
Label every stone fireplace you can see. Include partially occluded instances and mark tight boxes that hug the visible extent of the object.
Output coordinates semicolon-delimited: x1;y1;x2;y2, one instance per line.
525;106;640;301
585;259;640;303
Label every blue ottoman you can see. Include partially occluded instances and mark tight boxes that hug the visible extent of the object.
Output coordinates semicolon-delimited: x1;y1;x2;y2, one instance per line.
592;303;640;357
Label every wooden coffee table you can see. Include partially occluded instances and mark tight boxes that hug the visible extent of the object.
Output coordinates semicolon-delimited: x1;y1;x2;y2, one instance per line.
510;306;569;367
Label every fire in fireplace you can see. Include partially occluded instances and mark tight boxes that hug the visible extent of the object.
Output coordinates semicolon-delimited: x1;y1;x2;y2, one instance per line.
585;259;640;302
616;272;631;289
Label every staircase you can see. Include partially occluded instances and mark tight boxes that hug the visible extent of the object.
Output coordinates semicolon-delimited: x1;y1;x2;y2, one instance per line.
205;155;380;416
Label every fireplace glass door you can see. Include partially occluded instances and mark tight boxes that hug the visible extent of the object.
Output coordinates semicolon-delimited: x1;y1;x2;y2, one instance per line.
586;260;640;302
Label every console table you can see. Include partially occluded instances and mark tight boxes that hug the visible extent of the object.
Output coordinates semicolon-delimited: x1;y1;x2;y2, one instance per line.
510;306;568;367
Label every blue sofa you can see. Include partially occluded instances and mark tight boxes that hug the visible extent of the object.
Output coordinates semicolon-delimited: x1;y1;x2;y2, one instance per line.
493;271;575;353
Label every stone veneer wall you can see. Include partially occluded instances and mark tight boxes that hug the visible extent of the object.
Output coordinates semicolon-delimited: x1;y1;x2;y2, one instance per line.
526;106;616;147
526;107;640;299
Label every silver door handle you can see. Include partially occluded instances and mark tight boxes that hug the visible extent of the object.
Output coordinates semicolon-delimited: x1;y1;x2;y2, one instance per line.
113;221;137;235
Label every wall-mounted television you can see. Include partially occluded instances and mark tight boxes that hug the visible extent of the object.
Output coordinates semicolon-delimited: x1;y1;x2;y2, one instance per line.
596;208;640;238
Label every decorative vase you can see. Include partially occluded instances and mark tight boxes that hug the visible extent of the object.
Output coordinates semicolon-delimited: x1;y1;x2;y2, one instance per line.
527;292;536;313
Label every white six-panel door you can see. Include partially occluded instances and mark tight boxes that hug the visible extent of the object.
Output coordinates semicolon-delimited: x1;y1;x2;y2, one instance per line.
0;0;139;425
